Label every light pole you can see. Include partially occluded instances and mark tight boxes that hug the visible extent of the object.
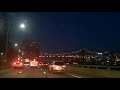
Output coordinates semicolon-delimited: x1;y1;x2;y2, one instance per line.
1;12;9;59
5;30;8;58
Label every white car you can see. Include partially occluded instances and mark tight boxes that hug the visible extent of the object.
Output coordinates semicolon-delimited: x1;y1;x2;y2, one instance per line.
49;61;66;73
30;59;39;68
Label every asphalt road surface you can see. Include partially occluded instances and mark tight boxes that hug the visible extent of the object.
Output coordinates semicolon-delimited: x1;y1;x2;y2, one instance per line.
0;67;82;78
1;66;120;78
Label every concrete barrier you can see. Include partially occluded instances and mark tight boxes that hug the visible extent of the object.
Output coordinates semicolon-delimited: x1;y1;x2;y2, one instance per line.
68;64;120;71
67;66;120;78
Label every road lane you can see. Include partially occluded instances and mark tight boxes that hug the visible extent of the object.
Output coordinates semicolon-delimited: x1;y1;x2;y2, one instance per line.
0;68;46;78
41;68;82;78
0;68;23;78
66;73;82;78
20;68;46;78
0;67;84;78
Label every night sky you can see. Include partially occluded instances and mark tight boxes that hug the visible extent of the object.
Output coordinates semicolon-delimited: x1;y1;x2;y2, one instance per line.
7;12;120;53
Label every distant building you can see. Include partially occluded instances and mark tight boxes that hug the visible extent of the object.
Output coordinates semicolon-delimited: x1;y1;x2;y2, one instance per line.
20;40;40;60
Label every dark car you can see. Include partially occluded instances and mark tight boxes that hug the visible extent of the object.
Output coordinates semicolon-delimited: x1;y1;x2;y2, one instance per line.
41;62;48;68
12;61;24;69
24;62;30;68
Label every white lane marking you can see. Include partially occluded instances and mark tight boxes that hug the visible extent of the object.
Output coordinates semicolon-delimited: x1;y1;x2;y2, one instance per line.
43;72;46;74
41;69;48;78
66;73;82;78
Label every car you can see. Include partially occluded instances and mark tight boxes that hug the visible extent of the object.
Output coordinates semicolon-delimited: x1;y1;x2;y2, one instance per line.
39;62;43;66
12;61;24;69
30;59;39;69
49;61;66;73
41;62;48;68
24;62;30;68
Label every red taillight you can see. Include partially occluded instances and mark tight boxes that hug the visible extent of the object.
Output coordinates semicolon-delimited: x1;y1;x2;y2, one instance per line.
62;65;66;67
20;62;23;65
17;61;20;63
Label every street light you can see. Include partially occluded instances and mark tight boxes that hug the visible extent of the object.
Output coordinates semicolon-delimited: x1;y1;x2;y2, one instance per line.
20;23;26;31
20;23;25;28
1;13;9;58
18;50;21;52
1;53;3;55
15;43;18;47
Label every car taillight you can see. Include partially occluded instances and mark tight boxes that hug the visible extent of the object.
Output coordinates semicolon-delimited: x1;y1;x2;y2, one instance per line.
46;64;48;65
20;62;23;65
62;65;66;67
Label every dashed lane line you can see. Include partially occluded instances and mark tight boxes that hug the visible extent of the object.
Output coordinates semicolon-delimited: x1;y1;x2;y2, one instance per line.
66;73;82;78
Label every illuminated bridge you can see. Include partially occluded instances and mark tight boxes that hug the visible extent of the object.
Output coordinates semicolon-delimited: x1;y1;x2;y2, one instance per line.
39;49;95;58
37;49;97;63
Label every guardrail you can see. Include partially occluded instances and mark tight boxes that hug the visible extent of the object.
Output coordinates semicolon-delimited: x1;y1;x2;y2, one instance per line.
68;64;120;71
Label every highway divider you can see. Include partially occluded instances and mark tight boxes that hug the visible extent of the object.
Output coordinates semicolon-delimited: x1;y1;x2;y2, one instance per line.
66;65;120;78
68;64;120;71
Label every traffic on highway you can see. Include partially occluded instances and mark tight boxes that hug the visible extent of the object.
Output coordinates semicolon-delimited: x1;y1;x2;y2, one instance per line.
1;12;120;78
0;58;82;78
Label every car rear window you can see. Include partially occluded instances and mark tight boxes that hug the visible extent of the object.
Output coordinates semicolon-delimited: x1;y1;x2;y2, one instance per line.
43;63;48;64
24;62;30;64
55;62;65;65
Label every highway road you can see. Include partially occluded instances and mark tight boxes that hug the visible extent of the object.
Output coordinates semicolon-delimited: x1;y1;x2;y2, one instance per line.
1;65;120;78
0;67;82;78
